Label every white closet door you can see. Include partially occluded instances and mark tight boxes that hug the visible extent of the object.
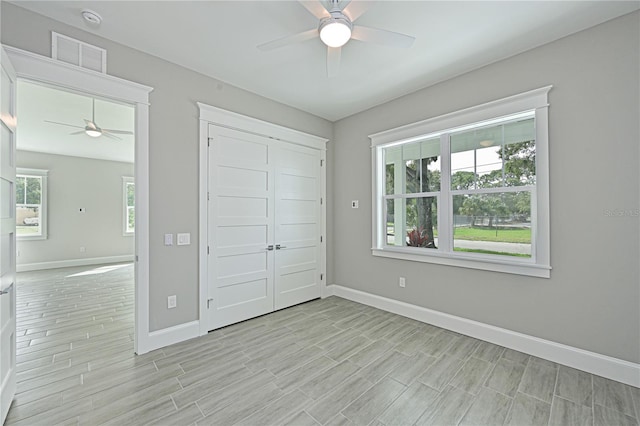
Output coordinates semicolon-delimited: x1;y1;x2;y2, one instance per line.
207;125;274;330
0;47;17;424
274;143;321;310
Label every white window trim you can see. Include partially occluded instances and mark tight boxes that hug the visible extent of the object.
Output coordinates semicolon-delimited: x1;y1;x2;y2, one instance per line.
370;86;552;278
16;167;48;241
122;176;134;236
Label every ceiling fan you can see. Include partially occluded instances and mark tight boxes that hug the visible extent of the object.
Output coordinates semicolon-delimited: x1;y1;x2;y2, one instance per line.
44;98;133;140
257;0;415;77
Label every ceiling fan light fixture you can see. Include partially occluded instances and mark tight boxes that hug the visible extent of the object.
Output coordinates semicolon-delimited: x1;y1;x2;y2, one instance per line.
319;16;352;48
85;128;102;138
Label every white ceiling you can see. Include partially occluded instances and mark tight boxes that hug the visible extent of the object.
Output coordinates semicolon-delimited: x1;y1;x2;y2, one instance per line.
10;1;640;121
17;80;135;163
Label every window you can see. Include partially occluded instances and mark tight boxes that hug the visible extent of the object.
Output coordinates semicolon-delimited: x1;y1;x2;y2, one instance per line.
371;87;551;277
123;177;134;235
16;168;48;240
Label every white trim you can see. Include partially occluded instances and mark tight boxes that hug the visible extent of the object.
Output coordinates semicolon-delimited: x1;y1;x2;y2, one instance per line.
198;118;209;337
329;284;640;388
372;249;550;278
146;321;200;353
369;86;552;146
197;103;328;150
370;87;551;278
4;45;154;355
4;46;149;103
198;103;328;336
17;255;134;272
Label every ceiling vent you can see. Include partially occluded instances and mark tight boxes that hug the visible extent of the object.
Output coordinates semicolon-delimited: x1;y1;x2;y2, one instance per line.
51;32;107;74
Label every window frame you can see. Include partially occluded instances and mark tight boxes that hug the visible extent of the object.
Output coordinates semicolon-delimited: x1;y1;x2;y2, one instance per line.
122;176;134;236
16;167;48;241
370;87;551;278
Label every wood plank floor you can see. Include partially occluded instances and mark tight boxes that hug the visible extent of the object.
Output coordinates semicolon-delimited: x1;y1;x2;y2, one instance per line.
6;263;639;425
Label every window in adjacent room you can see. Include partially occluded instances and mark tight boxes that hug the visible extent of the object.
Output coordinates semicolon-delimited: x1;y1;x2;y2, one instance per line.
123;176;135;235
371;87;551;277
16;168;48;240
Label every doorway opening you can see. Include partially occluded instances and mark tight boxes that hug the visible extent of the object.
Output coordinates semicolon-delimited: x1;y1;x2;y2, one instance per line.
14;79;138;366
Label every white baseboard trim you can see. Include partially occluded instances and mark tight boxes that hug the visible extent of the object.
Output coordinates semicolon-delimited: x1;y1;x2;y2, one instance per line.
140;320;200;354
17;255;135;272
328;284;640;388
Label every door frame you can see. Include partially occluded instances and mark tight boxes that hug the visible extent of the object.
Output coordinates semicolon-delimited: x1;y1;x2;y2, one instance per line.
4;45;155;354
197;103;328;336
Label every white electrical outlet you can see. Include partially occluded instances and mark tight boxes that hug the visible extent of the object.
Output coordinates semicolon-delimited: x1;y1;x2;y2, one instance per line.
168;295;177;309
79;246;86;253
399;277;406;288
351;200;359;208
164;234;173;246
78;207;86;213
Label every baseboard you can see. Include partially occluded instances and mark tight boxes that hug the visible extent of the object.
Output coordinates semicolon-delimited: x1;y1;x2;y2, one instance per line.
17;255;134;272
139;320;200;354
328;284;640;388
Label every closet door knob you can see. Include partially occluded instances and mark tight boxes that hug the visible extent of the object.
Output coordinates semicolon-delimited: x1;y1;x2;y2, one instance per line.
276;244;287;250
266;245;274;251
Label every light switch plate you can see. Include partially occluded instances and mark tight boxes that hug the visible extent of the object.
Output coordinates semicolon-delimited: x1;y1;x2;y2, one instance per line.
177;233;191;246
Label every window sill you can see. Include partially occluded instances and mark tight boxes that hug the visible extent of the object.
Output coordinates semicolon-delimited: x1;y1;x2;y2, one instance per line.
372;247;551;278
17;235;47;242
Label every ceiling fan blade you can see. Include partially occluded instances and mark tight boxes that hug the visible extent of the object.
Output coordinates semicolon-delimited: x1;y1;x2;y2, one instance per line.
351;25;415;48
258;29;318;51
327;46;341;78
102;129;134;135
341;0;370;22
69;131;86;135
298;0;329;19
44;120;84;129
101;132;122;141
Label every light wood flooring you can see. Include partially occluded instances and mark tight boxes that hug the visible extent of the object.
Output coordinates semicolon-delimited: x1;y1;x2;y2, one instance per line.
5;263;639;425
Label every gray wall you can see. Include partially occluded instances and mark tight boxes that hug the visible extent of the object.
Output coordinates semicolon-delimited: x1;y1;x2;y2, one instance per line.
333;11;639;364
1;3;333;331
3;3;638;364
16;150;134;265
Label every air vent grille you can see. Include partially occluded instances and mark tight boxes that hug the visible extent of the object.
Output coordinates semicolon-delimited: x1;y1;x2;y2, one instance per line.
51;32;107;73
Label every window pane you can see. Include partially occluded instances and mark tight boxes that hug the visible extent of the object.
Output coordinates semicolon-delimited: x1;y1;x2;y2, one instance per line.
405;196;438;249
503;140;536;186
451;118;535;189
25;176;41;204
452;192;531;257
385;163;395;195
403;139;440;194
384;146;400;195
127;206;135;233
385;199;396;245
16;176;25;204
127;182;135;207
17;205;41;236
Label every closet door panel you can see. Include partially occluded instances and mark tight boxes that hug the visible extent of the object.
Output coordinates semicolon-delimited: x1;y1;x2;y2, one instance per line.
274;143;321;310
207;125;274;330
